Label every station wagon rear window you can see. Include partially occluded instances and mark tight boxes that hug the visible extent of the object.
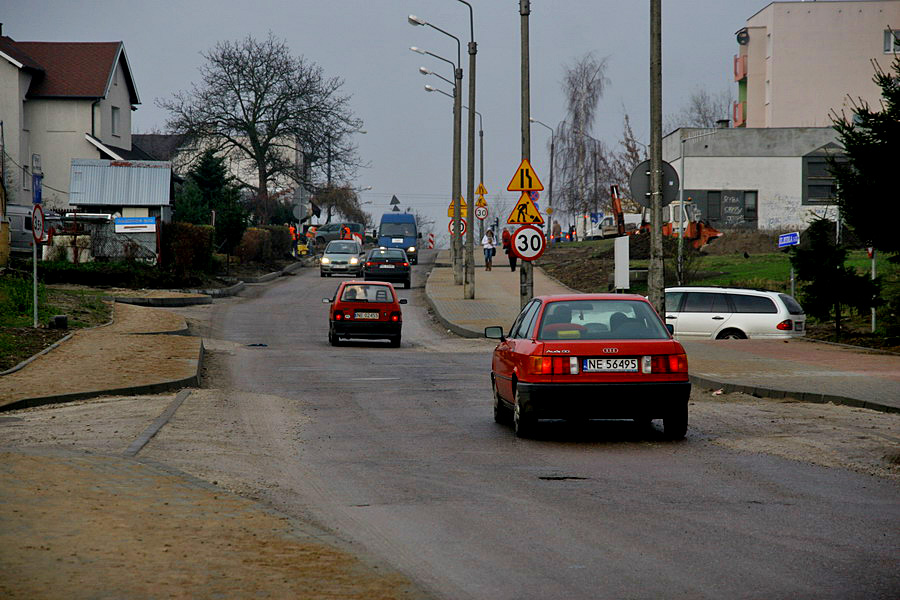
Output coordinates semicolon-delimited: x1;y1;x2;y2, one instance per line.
537;300;669;340
731;294;777;313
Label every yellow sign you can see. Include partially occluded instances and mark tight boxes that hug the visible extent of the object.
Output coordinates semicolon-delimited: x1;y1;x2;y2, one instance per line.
506;158;544;192
447;196;467;218
476;182;488;196
475;195;487;207
507;192;544;225
546;206;554;214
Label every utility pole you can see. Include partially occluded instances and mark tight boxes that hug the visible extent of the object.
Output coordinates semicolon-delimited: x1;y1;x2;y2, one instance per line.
519;0;533;309
648;0;665;314
462;2;477;299
452;67;463;285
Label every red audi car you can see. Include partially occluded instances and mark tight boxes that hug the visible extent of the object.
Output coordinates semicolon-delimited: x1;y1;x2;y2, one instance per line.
324;280;407;347
485;294;691;439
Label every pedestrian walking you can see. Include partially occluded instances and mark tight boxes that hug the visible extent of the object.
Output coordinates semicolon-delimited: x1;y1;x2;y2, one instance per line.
481;229;496;271
551;219;562;244
502;227;517;272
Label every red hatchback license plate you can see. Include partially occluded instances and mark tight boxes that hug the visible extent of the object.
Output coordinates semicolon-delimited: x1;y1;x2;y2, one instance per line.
583;358;638;372
355;311;379;320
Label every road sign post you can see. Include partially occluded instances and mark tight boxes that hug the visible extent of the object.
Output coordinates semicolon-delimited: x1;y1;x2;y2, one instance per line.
778;231;800;297
31;204;45;328
510;225;546;262
474;206;488;221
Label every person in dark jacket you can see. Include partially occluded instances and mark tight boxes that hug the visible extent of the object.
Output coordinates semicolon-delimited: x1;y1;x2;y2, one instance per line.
502;227;517;272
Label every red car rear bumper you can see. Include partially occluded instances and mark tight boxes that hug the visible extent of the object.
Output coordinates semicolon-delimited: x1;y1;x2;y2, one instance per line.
513;380;691;420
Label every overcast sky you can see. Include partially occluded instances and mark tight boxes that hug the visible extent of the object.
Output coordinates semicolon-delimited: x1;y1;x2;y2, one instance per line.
4;0;760;236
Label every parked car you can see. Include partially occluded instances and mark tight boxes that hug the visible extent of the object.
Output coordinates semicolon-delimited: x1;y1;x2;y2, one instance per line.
320;240;363;277
323;280;407;347
663;286;805;340
485;294;691;439
313;222;365;247
363;247;411;289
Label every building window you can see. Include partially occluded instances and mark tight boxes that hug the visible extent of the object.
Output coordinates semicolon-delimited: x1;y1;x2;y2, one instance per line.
802;155;846;205
744;191;758;219
885;30;899;54
707;191;721;220
111;106;120;136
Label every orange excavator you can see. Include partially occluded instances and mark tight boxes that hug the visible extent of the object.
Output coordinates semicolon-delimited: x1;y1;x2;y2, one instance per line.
610;185;722;249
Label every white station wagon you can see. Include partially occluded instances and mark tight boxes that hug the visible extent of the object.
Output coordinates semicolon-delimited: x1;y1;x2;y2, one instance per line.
664;286;805;340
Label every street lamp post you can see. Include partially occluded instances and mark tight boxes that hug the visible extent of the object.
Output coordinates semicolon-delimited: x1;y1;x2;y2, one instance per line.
411;47;462;284
530;118;555;239
454;0;477;299
426;85;484;240
409;16;464;286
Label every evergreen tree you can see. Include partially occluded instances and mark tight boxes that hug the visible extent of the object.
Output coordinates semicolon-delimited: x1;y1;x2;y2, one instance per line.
790;218;880;338
172;180;208;225
830;55;900;262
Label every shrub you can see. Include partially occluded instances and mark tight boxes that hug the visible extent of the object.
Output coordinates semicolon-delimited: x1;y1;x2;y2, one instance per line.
161;222;215;276
263;225;293;258
235;228;272;263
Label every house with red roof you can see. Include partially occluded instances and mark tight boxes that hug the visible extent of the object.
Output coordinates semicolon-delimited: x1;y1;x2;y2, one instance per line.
0;25;153;215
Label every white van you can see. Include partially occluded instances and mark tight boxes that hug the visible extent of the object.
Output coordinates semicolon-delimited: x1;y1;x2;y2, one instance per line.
664;286;805;340
6;204;36;254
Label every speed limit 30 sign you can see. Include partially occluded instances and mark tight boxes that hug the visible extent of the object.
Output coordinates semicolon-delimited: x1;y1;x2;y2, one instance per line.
511;224;546;261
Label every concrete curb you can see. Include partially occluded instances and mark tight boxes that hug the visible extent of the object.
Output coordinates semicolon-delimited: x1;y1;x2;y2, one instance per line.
0;340;205;413
107;295;213;307
689;373;899;415
0;332;75;376
423;273;482;339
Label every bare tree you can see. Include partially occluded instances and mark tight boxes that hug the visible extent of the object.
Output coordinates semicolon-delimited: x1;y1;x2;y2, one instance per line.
159;33;362;220
554;53;610;227
315;186;366;224
664;87;732;133
609;112;646;212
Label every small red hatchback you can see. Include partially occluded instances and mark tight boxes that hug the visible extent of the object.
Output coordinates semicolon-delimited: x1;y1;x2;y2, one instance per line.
324;280;407;347
485;294;691;438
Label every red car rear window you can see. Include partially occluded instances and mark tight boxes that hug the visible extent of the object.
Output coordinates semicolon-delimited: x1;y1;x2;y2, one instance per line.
340;284;394;303
537;299;669;340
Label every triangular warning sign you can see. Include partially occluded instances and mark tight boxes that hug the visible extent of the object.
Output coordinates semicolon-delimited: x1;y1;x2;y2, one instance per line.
506;158;544;192
447;196;467;218
475;196;487;207
476;182;488;196
507;192;544;225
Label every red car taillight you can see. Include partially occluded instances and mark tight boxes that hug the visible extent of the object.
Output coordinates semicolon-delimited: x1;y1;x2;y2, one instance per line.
403;262;410;267
649;353;688;374
365;261;374;267
528;356;579;375
334;312;344;320
390;311;401;322
776;319;793;331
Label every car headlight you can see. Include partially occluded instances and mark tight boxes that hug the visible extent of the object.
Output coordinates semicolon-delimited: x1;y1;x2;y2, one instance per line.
349;257;359;265
407;246;417;253
320;257;330;264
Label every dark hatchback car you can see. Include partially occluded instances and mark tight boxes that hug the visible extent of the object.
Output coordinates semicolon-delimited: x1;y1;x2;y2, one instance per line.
363;248;411;289
324;281;407;347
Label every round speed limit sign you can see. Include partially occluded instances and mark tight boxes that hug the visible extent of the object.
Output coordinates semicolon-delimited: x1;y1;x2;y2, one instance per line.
32;204;46;243
511;224;546;261
474;205;488;221
448;218;467;236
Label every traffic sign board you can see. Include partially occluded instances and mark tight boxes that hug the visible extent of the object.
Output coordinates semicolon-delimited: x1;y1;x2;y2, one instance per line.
447;196;467;218
32;204;45;242
510;225;546;261
778;231;800;248
628;159;679;208
506;158;544;192
475;196;487;207
448;218;467;236
546;207;554;214
507;192;544;225
474;206;488;221
476;182;488;196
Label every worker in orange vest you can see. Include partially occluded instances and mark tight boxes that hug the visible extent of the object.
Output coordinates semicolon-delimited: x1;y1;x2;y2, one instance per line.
289;224;297;256
340;224;352;240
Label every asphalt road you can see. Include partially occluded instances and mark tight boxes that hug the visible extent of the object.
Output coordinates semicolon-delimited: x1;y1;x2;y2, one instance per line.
191;250;898;600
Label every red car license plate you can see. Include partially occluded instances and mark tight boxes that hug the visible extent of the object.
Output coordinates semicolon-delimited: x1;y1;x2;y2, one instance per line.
355;311;379;320
583;358;638;372
380;264;395;269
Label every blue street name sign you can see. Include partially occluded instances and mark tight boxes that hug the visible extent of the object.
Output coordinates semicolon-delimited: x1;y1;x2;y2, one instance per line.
778;231;800;248
32;173;43;204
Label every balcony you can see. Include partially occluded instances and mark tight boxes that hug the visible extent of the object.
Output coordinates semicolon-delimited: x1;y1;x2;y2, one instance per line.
733;54;747;81
733;101;746;127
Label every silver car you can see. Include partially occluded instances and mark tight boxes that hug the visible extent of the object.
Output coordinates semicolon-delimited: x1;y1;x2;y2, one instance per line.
320;240;363;277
